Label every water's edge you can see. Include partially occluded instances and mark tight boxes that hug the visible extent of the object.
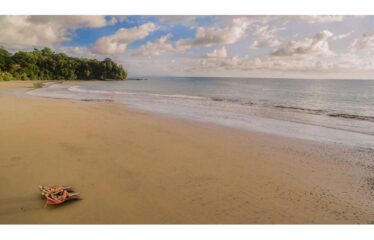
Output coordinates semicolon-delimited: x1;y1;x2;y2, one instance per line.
27;83;374;151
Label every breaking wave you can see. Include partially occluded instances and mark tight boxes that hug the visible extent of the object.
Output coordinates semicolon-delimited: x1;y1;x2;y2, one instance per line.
68;85;374;123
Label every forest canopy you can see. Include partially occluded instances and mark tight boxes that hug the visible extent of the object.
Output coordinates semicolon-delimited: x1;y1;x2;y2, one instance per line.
0;47;127;81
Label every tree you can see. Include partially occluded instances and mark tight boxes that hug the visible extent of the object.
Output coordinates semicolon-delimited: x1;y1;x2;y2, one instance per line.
0;47;11;71
0;47;127;81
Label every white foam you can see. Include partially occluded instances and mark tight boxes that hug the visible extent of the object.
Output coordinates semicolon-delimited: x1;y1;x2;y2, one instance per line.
68;85;112;95
27;83;374;149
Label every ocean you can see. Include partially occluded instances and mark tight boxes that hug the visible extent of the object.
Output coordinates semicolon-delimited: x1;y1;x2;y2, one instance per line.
28;77;374;149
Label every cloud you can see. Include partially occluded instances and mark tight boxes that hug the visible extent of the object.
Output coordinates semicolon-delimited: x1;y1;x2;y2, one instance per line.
194;53;336;76
270;30;334;58
250;39;281;49
249;25;282;49
192;47;374;78
332;31;353;41
252;25;282;39
293;16;345;24
106;17;118;26
193;18;250;46
60;46;98;59
131;17;284;57
157;16;197;26
175;39;193;52
350;32;374;51
0;16;115;50
27;15;115;28
140;17;281;54
90;22;157;55
123;16;374;78
160;17;254;51
206;46;227;58
134;34;174;56
192;30;361;75
134;34;192;57
90;38;127;55
212;16;280;28
332;53;374;71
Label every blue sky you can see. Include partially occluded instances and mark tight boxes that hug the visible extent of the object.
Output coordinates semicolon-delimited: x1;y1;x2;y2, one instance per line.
0;15;374;78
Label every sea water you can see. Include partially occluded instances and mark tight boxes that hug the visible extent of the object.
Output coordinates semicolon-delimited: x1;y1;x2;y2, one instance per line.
28;77;374;149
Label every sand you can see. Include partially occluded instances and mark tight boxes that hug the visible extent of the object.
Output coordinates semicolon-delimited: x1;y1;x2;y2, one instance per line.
0;81;373;224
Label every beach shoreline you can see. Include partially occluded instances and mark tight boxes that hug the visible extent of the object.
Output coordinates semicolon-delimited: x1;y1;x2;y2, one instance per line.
0;81;373;223
27;79;374;150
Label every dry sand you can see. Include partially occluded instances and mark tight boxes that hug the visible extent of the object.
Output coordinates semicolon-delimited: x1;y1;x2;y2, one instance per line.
0;81;373;224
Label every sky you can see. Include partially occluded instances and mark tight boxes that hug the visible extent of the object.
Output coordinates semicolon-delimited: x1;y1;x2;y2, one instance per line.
0;15;374;79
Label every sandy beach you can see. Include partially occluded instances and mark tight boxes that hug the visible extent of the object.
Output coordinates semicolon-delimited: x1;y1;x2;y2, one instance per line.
0;81;373;224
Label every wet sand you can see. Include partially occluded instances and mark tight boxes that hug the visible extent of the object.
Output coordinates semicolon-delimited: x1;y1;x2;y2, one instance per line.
0;81;373;223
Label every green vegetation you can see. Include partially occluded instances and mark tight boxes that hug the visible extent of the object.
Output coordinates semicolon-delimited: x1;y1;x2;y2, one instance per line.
0;47;127;81
32;82;44;89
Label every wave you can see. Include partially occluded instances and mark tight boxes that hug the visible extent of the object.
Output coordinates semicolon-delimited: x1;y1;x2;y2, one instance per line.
80;98;114;102
210;97;254;105
327;113;374;122
273;105;326;114
138;93;208;100
27;83;374;149
274;104;374;122
68;85;113;94
68;85;208;100
67;85;374;123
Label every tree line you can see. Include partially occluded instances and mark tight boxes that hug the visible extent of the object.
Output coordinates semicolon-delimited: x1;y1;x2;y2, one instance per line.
0;47;127;81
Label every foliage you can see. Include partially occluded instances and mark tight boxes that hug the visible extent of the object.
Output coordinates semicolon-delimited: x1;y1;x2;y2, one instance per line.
0;47;127;81
32;82;44;89
0;71;15;81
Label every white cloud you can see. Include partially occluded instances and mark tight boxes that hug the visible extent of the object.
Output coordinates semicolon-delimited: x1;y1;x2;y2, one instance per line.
134;34;192;57
250;39;281;49
249;25;283;49
109;23;157;43
122;16;374;78
175;39;193;52
90;22;157;55
220;56;241;67
212;16;280;28
332;31;353;41
163;17;253;52
191;47;374;78
270;30;334;58
293;16;345;24
59;46;99;59
350;32;374;51
27;16;114;28
0;16;115;49
193;18;250;46
332;53;374;71
134;34;174;56
191;30;365;76
252;25;281;39
206;46;227;58
90;38;127;55
193;53;336;76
